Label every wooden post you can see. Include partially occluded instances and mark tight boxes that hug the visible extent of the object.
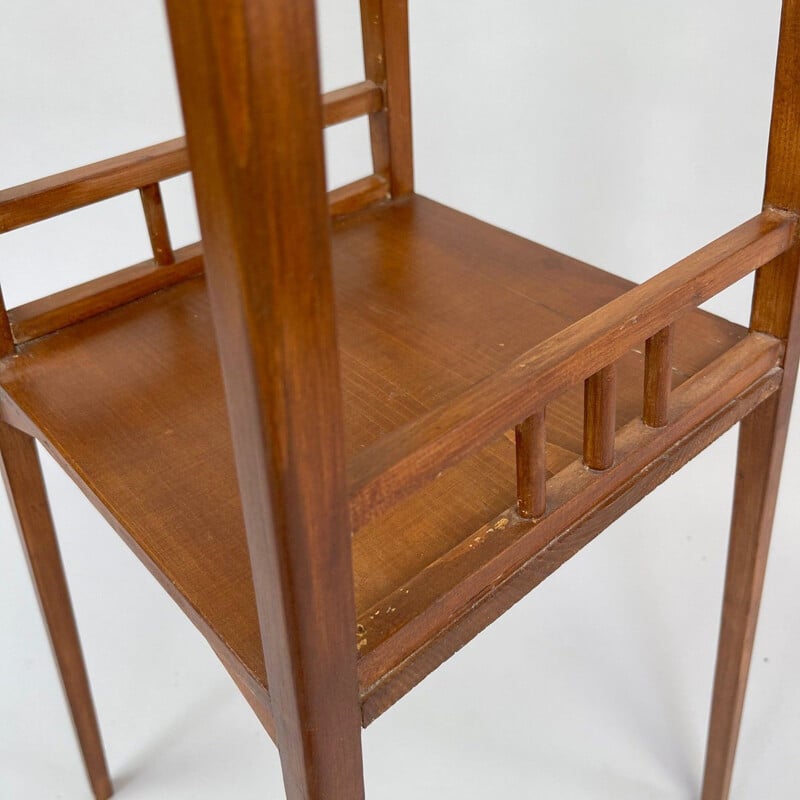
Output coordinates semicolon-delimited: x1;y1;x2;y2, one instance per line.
515;411;547;518
0;285;13;356
139;183;175;265
643;325;674;428
360;0;414;195
0;423;112;800
584;364;617;470
164;2;365;799
702;2;800;797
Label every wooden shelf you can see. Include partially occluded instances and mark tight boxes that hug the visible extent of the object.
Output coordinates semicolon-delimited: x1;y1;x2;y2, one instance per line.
0;194;747;721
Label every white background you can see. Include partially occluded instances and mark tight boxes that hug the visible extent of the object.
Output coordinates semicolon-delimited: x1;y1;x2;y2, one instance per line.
1;1;798;797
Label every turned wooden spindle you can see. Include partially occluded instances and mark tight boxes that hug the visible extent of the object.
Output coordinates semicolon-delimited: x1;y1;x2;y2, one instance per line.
139;182;175;266
515;410;547;518
584;364;617;470
644;325;674;428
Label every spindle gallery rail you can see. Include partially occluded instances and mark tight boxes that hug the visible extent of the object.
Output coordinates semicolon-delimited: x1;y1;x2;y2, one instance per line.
347;209;797;532
356;330;785;714
0;80;388;345
351;210;797;716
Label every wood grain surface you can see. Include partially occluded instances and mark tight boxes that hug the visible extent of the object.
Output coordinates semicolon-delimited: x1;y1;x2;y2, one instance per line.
0;194;756;715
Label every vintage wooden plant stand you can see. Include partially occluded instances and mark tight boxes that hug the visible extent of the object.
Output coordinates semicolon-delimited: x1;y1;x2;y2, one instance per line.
2;1;799;798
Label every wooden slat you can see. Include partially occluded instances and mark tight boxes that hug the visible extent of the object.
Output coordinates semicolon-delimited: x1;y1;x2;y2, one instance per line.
643;325;674;427
515;411;547;518
5;171;389;347
381;0;414;195
583;364;617;470
360;0;392;180
8;243;203;344
166;1;365;797
0;138;189;234
355;332;784;693
361;358;783;725
329;174;390;217
347;210;796;530
0;82;385;233
139;183;175;266
323;80;384;127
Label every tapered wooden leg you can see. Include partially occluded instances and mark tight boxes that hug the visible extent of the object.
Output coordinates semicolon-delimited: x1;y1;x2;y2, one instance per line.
0;423;112;800
700;388;794;800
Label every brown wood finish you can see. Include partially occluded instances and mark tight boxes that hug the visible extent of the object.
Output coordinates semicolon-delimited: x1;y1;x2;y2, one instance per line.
347;209;795;530
702;3;800;796
358;0;413;196
323;79;384;127
360;0;392;180
0;422;112;800
2;1;798;797
0;195;759;707
7;243;203;344
361;362;784;723
355;333;783;691
0;287;13;357
0;81;384;235
0;138;188;233
139;183;175;265
6;182;384;348
164;2;365;799
515;411;547;518
644;325;675;427
584;364;618;470
329;174;390;216
380;0;414;195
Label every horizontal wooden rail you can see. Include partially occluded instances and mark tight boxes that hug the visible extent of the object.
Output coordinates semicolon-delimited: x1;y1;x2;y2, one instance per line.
3;172;389;346
348;209;797;530
8;244;204;344
329;174;390;216
0;81;384;233
323;80;384;127
356;332;784;693
360;336;784;720
0;138;188;234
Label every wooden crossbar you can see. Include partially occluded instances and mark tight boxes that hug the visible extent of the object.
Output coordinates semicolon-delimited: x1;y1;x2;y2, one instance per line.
359;334;784;721
0;138;188;234
7;244;204;344
347;209;797;530
355;332;784;693
5;170;390;346
0;81;384;234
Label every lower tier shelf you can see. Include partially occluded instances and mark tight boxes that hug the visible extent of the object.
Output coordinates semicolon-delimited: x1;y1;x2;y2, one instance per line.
0;194;747;721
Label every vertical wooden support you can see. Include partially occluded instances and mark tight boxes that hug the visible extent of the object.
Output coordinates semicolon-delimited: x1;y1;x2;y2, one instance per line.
643;325;674;427
165;3;365;799
515;411;547;518
702;2;800;798
360;0;414;195
139;183;175;265
0;423;112;800
360;0;391;180
583;364;617;470
0;285;14;356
